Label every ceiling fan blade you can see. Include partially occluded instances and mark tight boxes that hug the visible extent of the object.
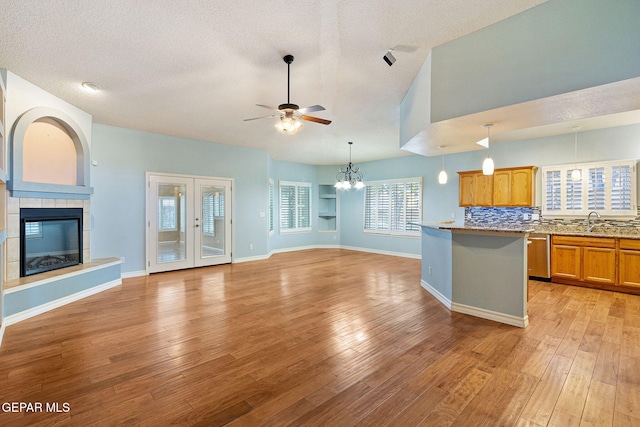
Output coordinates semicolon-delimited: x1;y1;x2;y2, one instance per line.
297;105;325;114
243;114;279;121
301;115;331;125
255;104;280;111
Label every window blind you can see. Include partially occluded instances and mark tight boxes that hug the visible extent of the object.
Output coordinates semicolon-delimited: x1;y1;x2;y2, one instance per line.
279;181;312;233
268;180;274;233
542;159;637;217
364;178;421;236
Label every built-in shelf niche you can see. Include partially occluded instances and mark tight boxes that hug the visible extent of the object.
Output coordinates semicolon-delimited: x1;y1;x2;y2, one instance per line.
9;107;93;199
318;184;337;232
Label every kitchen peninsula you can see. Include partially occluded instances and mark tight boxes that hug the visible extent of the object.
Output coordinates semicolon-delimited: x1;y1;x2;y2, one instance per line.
418;223;531;328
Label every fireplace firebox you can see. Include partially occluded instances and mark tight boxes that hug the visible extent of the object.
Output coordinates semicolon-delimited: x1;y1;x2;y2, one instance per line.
20;208;83;277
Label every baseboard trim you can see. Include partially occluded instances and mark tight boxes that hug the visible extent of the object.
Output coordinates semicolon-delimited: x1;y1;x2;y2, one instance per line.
234;244;420;264
336;245;421;259
420;279;452;309
3;279;122;327
121;270;147;279
0;322;5;347
451;302;528;328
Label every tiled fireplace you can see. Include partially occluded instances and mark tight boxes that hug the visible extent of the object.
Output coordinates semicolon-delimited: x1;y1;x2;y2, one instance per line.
5;195;90;281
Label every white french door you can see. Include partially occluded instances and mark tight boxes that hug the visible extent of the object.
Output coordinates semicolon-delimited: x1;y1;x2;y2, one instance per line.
147;173;232;274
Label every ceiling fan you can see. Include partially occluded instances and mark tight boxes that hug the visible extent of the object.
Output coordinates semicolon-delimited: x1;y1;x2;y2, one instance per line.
244;54;331;134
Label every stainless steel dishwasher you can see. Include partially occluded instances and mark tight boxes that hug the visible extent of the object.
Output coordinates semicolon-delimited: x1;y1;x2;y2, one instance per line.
527;233;551;280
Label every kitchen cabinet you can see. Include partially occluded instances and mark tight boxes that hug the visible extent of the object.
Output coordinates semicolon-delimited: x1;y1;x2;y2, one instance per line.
458;166;536;207
583;245;616;284
619;239;640;288
458;171;493;207
551;236;616;285
551;240;581;280
459;173;475;206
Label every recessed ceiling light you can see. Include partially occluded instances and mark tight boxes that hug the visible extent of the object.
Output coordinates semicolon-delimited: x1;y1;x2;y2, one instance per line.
81;82;100;92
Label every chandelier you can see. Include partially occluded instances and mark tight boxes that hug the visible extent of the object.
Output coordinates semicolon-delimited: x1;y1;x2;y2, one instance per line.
335;141;365;190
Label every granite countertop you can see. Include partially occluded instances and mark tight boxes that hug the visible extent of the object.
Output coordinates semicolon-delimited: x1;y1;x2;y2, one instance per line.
416;222;533;233
417;222;640;239
532;224;640;239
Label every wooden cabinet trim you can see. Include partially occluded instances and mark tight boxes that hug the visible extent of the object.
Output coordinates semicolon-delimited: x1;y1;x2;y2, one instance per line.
552;235;616;248
619;239;640;250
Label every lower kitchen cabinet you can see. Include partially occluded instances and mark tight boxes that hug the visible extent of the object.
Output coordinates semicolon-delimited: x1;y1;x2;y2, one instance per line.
551;236;617;288
582;246;616;284
551;242;581;280
619;239;640;288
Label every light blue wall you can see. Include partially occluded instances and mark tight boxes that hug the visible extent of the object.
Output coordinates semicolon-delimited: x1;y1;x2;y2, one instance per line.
421;227;452;301
90;124;269;273
89;122;640;274
430;0;640;122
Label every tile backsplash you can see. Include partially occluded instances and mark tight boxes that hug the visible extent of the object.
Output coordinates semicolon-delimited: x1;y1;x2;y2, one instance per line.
465;207;640;229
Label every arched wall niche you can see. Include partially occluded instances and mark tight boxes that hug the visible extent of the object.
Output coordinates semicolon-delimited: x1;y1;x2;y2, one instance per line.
9;107;93;199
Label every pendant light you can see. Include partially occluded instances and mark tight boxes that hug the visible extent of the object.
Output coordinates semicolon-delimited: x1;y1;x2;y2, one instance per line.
437;145;448;184
481;124;494;175
571;126;581;181
335;142;365;190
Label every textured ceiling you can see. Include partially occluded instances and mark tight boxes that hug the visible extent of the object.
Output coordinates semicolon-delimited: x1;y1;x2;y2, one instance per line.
0;0;550;165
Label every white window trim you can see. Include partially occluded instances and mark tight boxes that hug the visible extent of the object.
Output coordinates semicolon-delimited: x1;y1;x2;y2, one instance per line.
279;180;312;234
364;177;422;237
542;159;637;218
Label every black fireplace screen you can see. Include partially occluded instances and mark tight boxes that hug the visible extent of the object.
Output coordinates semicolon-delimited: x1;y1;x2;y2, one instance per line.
20;208;83;277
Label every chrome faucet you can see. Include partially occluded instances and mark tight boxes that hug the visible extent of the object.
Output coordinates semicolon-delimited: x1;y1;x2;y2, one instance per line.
587;211;601;232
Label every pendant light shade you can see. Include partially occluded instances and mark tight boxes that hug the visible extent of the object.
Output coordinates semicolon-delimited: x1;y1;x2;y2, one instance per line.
482;156;495;175
437;145;448;184
438;170;448;184
481;124;495;176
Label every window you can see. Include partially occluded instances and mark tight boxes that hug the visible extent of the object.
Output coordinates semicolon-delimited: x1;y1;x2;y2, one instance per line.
542;159;637;217
364;177;422;236
268;179;275;234
158;196;177;231
279;181;311;233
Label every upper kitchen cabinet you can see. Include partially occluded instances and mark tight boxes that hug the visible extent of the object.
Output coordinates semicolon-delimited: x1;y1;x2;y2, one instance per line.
458;171;493;207
459;166;537;207
493;166;537;207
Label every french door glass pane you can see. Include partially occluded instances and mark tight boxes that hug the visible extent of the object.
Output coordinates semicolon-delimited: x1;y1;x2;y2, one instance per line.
157;183;187;263
201;185;225;258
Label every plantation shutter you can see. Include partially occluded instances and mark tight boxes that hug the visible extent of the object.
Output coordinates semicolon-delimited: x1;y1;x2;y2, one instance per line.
611;164;632;211
587;167;606;210
279;181;312;233
202;192;215;235
565;171;582;211
363;178;421;236
545;170;561;212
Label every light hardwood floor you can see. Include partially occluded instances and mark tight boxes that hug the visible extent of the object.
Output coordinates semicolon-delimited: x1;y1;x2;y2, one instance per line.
0;249;639;426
